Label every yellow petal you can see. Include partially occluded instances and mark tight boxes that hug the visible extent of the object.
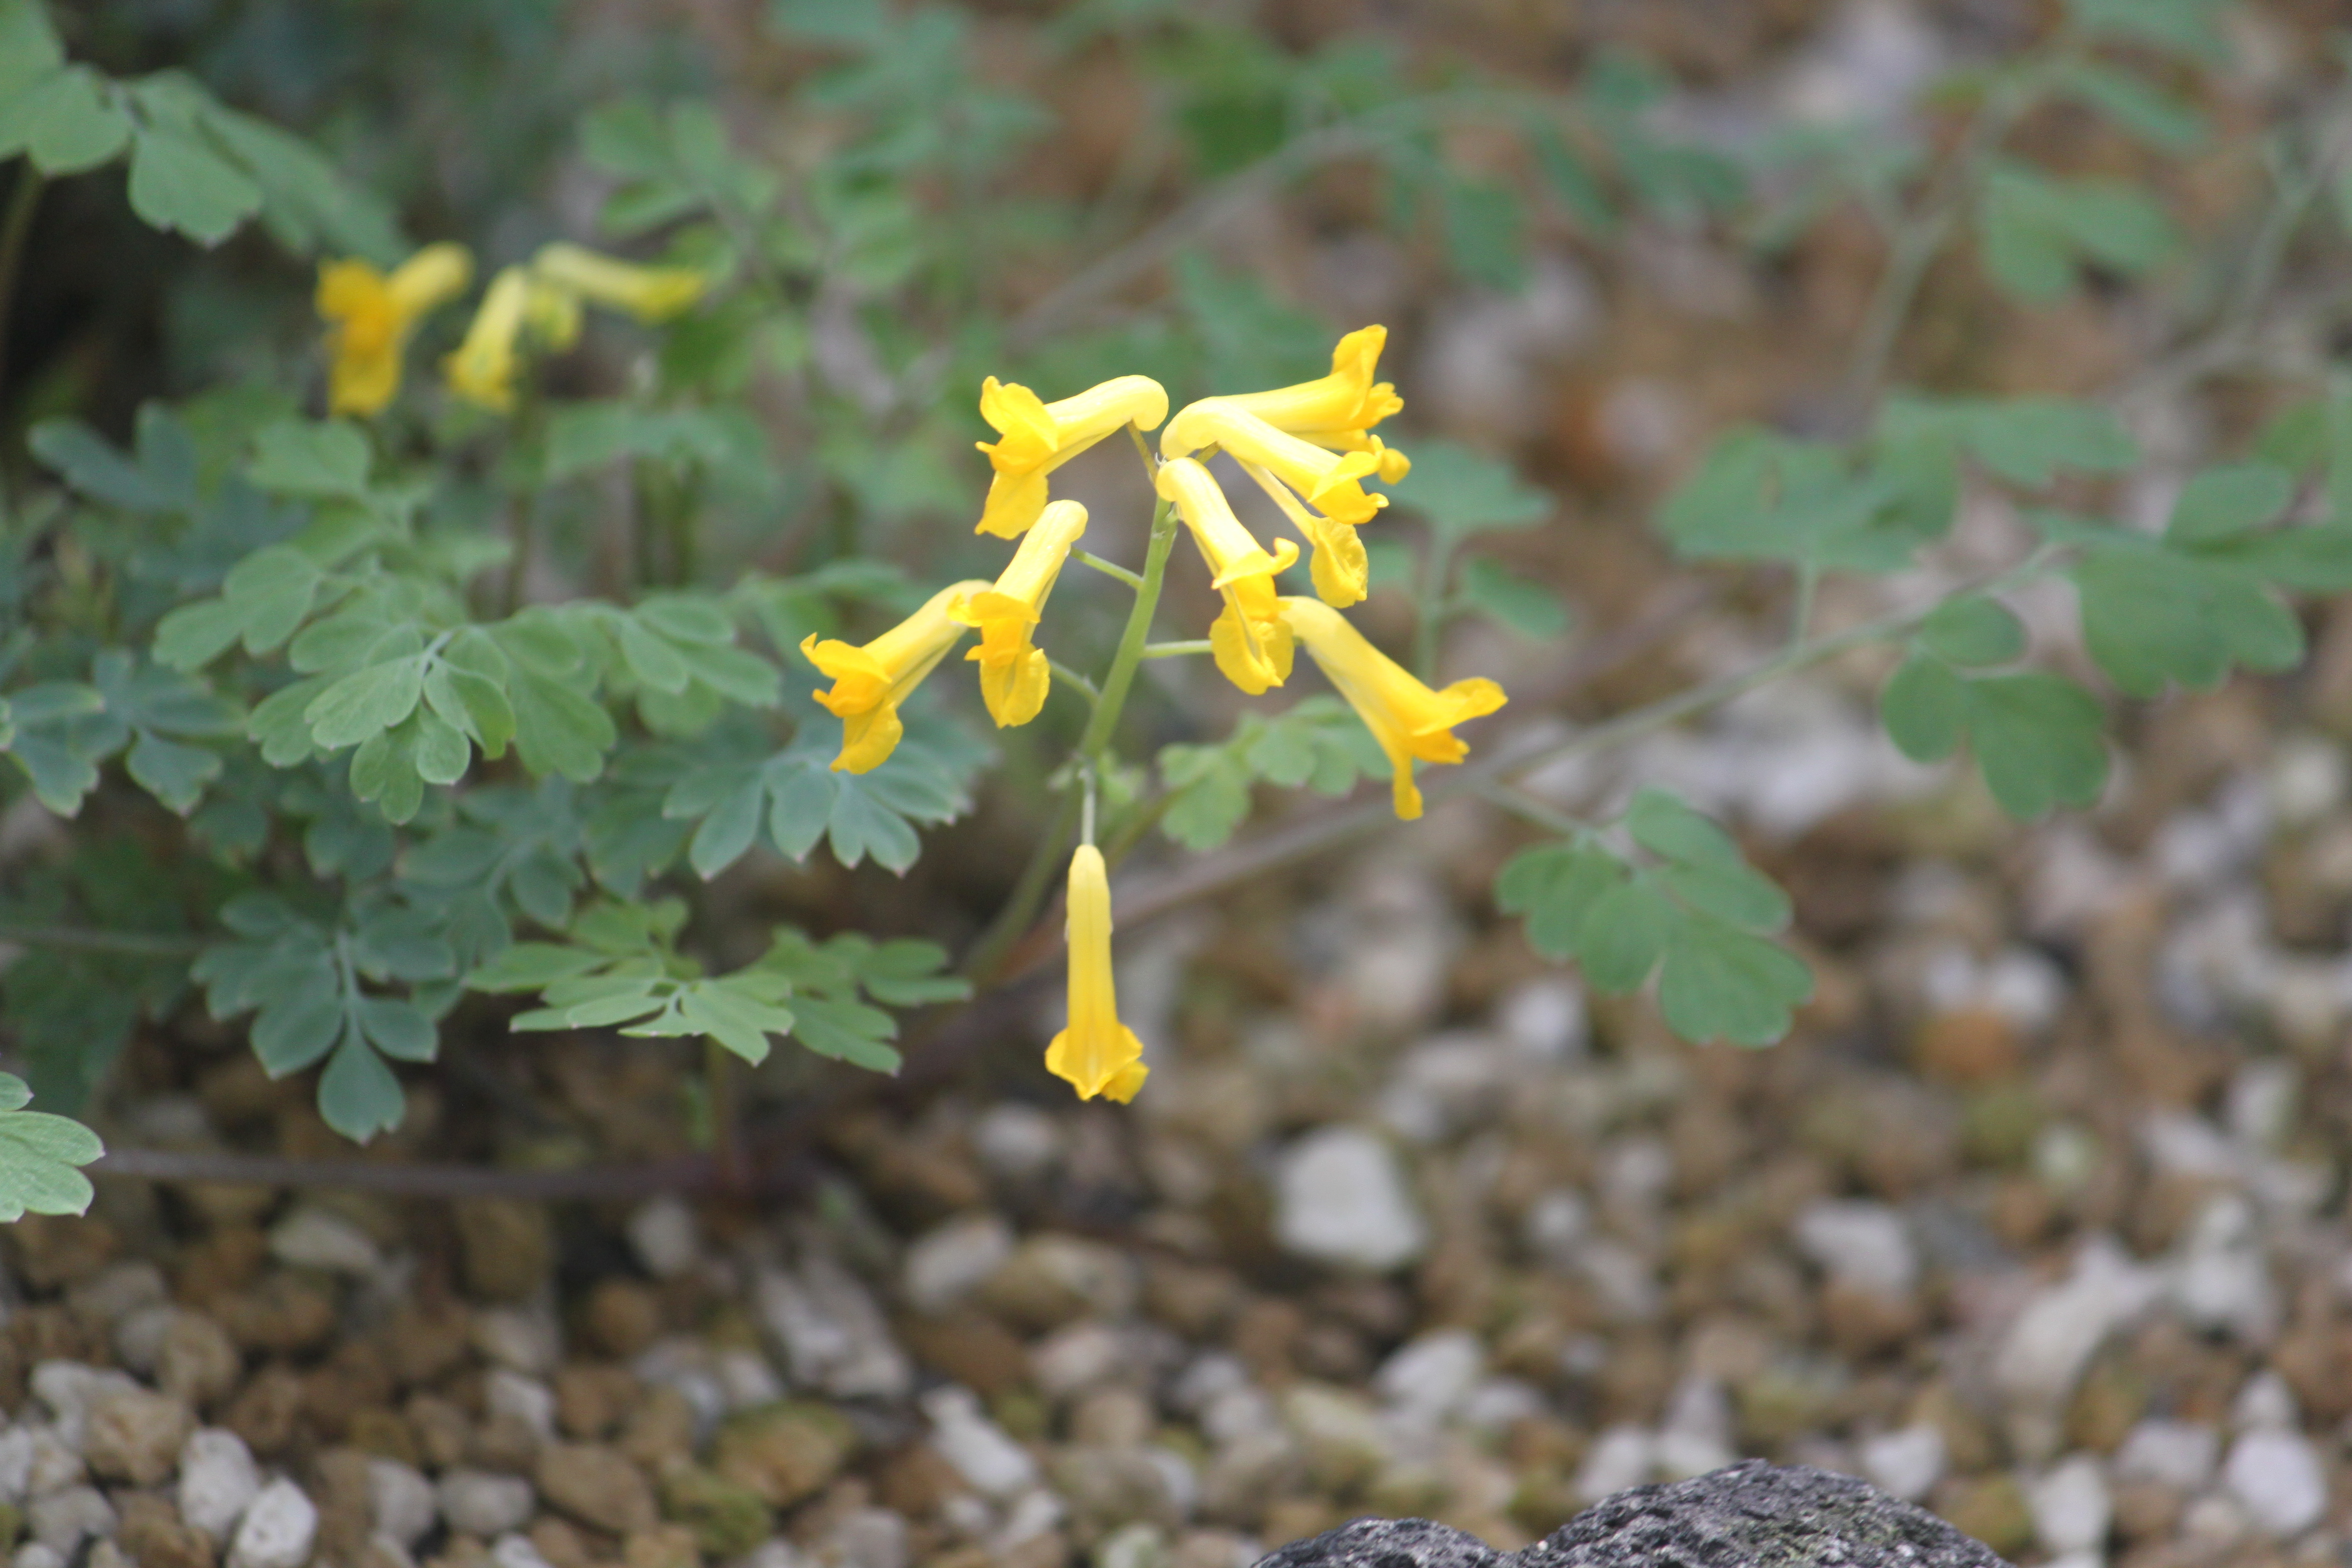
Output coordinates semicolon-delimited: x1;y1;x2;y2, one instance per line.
532;242;707;323
799;583;988;771
1046;845;1148;1102
1162;400;1387;526
973;376;1167;536
445;266;534;413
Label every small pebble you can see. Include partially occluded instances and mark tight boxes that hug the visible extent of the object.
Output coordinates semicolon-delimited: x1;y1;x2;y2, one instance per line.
227;1479;317;1568
2223;1428;2327;1537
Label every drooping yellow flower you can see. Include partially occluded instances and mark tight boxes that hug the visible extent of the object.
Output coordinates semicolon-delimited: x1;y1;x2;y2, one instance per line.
975;374;1169;539
1161;398;1387;608
444;266;590;412
1279;596;1507;821
314;243;474;417
532;242;708;323
1221;325;1411;483
1156;458;1296;695
951;499;1088;728
801;580;991;773
1045;844;1147;1103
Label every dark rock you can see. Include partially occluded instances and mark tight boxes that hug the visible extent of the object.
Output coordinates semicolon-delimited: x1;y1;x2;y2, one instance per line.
1257;1464;2010;1568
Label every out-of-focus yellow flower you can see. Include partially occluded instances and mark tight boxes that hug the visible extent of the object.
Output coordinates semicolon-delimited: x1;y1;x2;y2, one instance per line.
444;266;535;412
1045;844;1147;1103
801;580;990;773
1221;325;1411;483
1279;596;1506;821
315;243;474;416
1156;458;1296;695
952;499;1088;728
975;375;1169;539
532;242;707;324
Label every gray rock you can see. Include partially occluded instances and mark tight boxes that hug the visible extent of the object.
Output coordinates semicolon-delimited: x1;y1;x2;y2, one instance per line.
1256;1463;2010;1568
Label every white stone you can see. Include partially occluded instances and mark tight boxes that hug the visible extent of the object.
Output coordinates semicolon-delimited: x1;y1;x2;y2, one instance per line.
1792;1200;1917;1296
991;1486;1067;1551
1457;1378;1546;1436
490;1535;555;1568
825;1507;911;1568
364;1533;418;1568
27;1486;113;1556
1378;1034;1509;1144
1274;1127;1426;1272
1993;1236;2162;1458
2169;1194;2276;1343
485;1369;556;1440
1576;1240;1662;1323
2230;1369;2298;1431
1096;1522;1171;1568
9;1546;61;1568
1654;1376;1733;1481
2226;1061;2299;1151
470;1306;560;1375
29;1361;138;1450
2268;734;2346;827
177;1427;260;1540
1858;1424;1946;1503
758;1254;913;1400
1373;1329;1485;1424
2028;1454;2110;1557
2112;1420;2217;1490
1522;1189;1589;1271
268;1206;384;1275
111;1304;176;1375
0;1425;80;1505
903;1214;1016;1315
369;1458;436;1550
228;1479;317;1568
736;1545;818;1568
436;1469;536;1537
1030;1321;1127;1401
626;1194;702;1279
1496;978;1586;1063
971;1103;1064;1181
922;1386;1037;1499
1574;1426;1655;1502
2223;1428;2327;1536
715;1347;785;1410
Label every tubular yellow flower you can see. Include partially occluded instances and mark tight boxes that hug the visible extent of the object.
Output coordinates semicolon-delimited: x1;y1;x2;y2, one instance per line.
1161;398;1386;525
951;499;1088;728
975;374;1169;539
1221;325;1411;483
1156;458;1297;695
532;242;708;323
800;581;991;773
444;267;533;412
315;243;474;417
1236;457;1371;610
1045;844;1147;1103
1279;597;1507;821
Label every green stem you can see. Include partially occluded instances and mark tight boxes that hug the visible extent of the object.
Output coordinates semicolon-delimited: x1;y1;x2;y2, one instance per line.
1047;658;1101;706
0;168;43;412
0;926;204;957
1478;781;1587;837
1073;550;1145;590
1142;639;1211;659
1413;537;1457;682
1079;495;1177;760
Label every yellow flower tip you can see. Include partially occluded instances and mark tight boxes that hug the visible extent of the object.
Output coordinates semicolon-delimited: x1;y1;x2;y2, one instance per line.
1373;440;1411;485
531;242;707;324
955;500;1084;725
1210;601;1293;695
316;244;476;418
798;585;984;771
1046;845;1148;1103
1277;596;1508;821
1207;536;1299;591
1306;524;1369;609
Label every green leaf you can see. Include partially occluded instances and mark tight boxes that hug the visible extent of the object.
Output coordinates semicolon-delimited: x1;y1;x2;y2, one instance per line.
1656;917;1814;1046
1966;673;2110;819
305;655;426;749
0;1075;103;1223
1917;596;2026;667
28;416;193;512
1579;878;1675;993
5;67;131;174
1881;653;1967;763
2056;60;2205;151
249;420;372;499
0;2;64;100
2067;0;2223;53
2168;462;2295;543
1883;395;2139;488
1456;557;1571;639
1977;164;2175;301
317;1035;404;1142
1387;441;1551;543
127;122;263;245
1438;176;1525;291
2073;544;2303;697
1496;839;1625;961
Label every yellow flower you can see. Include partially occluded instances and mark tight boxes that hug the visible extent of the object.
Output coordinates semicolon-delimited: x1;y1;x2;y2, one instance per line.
1156;458;1296;695
314;243;473;417
1161;398;1386;608
444;266;588;412
975;374;1169;539
951;499;1088;728
1221;325;1411;483
1045;844;1148;1103
1279;596;1507;821
532;242;708;323
800;581;991;773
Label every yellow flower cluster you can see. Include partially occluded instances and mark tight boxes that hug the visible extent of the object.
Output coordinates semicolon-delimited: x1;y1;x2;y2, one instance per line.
315;242;708;417
802;329;1509;1103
